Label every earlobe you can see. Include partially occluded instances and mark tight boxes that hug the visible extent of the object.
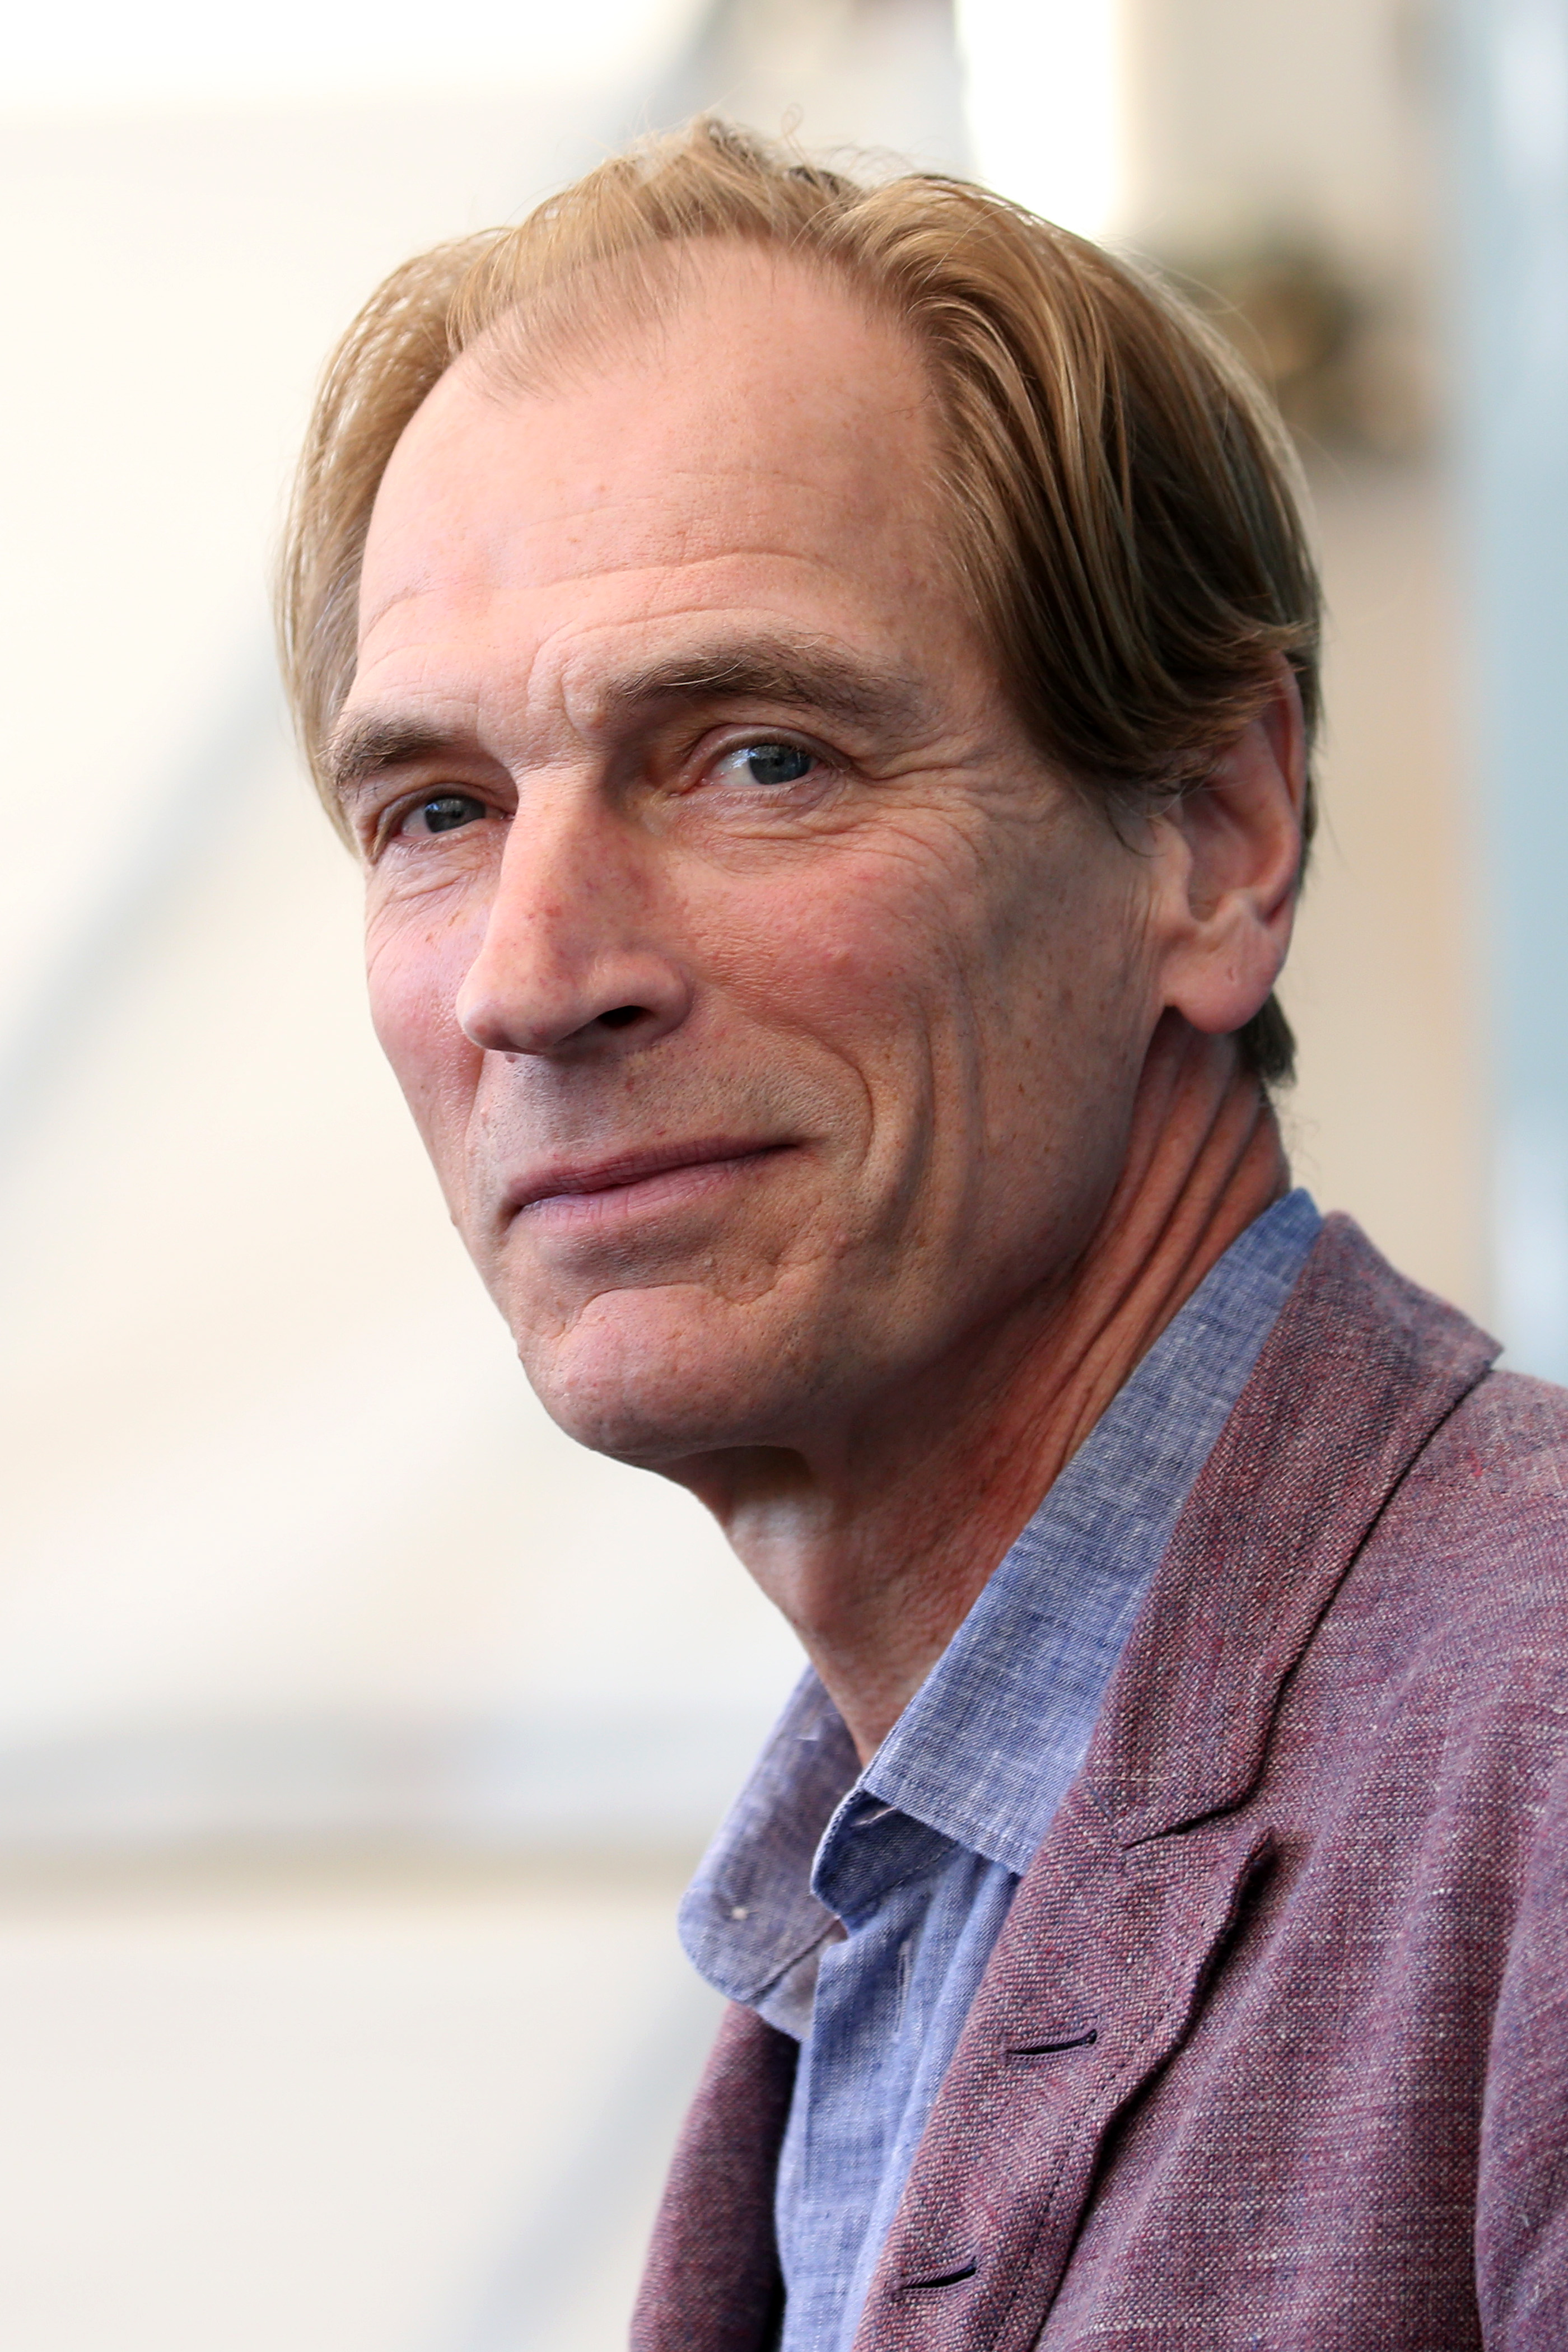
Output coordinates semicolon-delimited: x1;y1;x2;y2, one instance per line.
1158;659;1307;1039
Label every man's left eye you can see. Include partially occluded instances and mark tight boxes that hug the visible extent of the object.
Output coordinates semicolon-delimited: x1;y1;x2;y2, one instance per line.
398;792;487;836
720;741;817;787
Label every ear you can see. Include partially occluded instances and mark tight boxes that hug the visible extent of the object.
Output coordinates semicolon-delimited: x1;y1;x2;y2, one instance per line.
1150;657;1307;1039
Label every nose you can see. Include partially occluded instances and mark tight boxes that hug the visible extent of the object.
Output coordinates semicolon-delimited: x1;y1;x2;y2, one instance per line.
455;784;693;1059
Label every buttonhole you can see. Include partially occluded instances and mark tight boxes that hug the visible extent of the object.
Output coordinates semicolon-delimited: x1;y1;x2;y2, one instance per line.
900;2261;978;2292
1007;2028;1098;2057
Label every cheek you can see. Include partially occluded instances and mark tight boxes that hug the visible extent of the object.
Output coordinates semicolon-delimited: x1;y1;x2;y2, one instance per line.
726;851;958;1015
767;848;1012;1052
365;903;485;1157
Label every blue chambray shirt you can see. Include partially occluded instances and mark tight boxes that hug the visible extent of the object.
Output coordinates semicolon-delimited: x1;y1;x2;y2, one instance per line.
679;1190;1322;2352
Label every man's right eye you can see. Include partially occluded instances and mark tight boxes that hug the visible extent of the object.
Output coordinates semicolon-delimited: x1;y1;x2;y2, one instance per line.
398;793;487;837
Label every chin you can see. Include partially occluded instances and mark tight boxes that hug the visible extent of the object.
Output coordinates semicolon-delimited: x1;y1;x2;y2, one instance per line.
512;1282;828;1465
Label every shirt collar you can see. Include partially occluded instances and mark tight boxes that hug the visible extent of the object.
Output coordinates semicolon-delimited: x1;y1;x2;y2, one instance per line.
678;1668;857;2015
861;1187;1322;1872
679;1189;1322;2008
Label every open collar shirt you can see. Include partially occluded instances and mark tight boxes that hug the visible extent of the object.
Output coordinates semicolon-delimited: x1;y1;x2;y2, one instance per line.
678;1189;1322;2352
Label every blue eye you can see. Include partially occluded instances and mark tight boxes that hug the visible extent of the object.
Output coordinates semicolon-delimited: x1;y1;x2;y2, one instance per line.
403;793;485;836
734;742;814;787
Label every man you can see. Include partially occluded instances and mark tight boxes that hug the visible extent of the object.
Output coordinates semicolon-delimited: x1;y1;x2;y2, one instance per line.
278;120;1568;2349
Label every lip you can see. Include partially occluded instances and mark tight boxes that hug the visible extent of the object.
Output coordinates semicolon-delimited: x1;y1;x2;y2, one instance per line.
503;1137;793;1222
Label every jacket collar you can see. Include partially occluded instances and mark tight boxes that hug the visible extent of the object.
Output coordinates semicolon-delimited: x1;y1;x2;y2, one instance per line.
1082;1213;1500;1847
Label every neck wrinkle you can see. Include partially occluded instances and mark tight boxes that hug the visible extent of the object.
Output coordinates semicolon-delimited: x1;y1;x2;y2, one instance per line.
707;1023;1290;1762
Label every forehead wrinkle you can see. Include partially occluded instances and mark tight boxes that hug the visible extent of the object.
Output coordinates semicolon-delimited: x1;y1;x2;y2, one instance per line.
356;522;872;653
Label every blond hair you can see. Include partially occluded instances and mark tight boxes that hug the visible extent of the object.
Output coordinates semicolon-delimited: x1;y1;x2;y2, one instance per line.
279;118;1320;1081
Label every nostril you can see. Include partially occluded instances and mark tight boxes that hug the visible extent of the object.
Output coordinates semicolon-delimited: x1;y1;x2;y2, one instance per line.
598;1005;644;1029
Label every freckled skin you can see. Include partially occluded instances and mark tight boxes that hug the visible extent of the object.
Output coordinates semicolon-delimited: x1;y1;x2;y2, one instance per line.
342;245;1305;1755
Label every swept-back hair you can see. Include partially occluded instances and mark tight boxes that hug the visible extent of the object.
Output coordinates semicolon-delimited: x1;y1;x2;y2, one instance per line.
279;116;1320;1081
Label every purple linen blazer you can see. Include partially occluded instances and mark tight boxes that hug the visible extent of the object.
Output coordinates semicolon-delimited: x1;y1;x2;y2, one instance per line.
632;1216;1568;2350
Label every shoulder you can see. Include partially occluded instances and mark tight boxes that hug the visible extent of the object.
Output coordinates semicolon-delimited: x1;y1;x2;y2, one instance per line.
1391;1365;1568;1563
1337;1364;1568;1708
1270;1216;1568;1625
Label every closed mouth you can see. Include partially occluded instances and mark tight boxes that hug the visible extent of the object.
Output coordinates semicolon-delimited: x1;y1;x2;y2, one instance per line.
505;1138;792;1221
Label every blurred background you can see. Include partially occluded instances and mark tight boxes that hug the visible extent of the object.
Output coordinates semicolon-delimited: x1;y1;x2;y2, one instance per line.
0;0;1562;2344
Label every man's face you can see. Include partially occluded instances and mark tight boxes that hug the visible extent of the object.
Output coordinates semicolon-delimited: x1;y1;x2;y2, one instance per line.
337;247;1160;1466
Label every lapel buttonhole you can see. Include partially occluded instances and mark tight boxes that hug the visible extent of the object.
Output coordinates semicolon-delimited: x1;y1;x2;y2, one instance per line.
899;2261;979;2292
1006;2027;1098;2056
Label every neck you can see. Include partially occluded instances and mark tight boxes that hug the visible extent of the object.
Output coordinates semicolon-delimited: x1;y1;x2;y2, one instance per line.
692;1021;1289;1762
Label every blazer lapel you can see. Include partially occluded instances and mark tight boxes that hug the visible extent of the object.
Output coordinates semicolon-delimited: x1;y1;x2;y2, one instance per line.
1090;1212;1499;1845
632;2000;797;2352
854;1795;1278;2351
853;1216;1499;2352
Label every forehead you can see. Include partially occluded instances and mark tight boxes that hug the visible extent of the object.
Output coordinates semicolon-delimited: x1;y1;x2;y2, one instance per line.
352;248;955;724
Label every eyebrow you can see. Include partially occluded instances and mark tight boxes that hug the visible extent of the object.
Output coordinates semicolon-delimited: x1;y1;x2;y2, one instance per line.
324;716;458;804
324;634;930;804
596;640;928;737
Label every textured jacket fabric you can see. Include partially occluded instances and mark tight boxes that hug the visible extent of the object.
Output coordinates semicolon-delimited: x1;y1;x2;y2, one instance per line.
632;1215;1568;2350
